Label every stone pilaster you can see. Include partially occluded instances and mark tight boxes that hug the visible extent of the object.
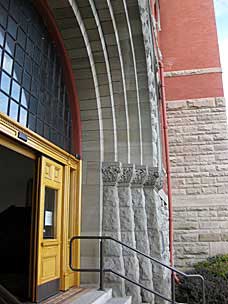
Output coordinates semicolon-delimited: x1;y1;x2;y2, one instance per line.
118;164;142;304
102;162;125;297
131;165;154;304
144;168;171;304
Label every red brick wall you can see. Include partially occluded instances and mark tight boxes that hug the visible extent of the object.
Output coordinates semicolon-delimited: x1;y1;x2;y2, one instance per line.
159;0;224;100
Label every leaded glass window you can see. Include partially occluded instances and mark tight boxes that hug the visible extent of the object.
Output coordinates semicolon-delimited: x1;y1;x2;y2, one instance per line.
0;0;73;153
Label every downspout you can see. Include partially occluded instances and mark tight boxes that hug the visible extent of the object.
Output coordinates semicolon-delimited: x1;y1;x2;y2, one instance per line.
159;61;174;267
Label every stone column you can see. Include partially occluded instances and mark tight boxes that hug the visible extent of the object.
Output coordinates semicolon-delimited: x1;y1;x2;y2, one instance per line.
131;165;154;304
144;168;171;304
102;162;125;297
118;164;142;304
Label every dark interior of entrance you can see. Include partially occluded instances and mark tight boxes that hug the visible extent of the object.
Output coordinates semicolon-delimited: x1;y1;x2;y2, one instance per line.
0;145;35;301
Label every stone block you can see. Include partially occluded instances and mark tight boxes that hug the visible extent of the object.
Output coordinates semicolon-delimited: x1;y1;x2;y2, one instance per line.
198;210;217;217
199;233;221;242
180;233;198;242
134;208;148;232
187;98;216;108
103;206;120;232
209;242;228;256
167;101;187;110
199;221;221;229
119;207;134;232
174;221;198;230
183;244;209;255
221;233;228;241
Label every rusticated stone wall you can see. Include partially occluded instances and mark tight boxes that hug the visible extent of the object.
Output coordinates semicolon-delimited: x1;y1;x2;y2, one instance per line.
174;205;228;269
167;97;228;269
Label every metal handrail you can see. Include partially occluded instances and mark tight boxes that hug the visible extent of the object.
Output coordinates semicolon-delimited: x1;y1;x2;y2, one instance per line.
69;236;205;304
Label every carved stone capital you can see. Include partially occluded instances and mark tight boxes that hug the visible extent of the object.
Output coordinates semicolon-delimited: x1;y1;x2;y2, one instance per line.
118;164;135;187
143;167;159;188
131;165;148;187
155;168;166;191
143;167;166;190
102;162;122;186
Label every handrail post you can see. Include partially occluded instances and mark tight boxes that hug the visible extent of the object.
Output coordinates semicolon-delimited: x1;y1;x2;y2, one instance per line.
98;239;104;291
202;277;206;304
171;271;175;304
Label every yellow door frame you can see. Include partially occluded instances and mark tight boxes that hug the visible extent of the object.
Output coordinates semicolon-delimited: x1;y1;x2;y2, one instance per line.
0;113;81;298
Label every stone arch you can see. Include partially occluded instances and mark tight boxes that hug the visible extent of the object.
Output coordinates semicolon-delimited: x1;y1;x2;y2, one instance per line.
45;0;163;287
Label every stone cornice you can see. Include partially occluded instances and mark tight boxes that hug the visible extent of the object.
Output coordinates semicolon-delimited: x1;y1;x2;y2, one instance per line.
102;162;122;186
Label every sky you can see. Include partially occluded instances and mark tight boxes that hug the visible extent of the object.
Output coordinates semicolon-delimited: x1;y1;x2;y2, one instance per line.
214;0;228;101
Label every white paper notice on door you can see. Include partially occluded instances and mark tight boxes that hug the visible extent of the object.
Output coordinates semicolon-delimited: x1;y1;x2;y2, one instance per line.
45;210;53;226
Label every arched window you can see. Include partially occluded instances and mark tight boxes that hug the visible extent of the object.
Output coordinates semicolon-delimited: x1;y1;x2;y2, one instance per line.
0;0;73;153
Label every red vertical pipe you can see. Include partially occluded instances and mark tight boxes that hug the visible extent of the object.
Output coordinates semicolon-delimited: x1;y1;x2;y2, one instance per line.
159;61;174;266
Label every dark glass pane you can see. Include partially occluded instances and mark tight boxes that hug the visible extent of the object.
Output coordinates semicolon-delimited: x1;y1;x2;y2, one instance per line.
19;106;27;126
5;33;15;55
26;38;33;57
9;0;19;20
11;80;20;101
31;79;38;96
15;44;24;65
22;72;31;91
36;119;43;135
0;6;7;29
17;27;26;48
13;62;22;82
0;72;11;94
21;89;29;108
33;46;41;64
9;99;18;120
43;187;57;239
0;0;9;10
0;26;4;47
24;55;32;74
0;91;9;114
7;16;17;39
3;52;13;74
29;95;37;114
44;123;50;138
37;102;44;118
27;112;36;131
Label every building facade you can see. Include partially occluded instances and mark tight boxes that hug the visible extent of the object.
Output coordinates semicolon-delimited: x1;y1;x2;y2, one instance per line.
0;0;170;303
0;0;226;303
159;0;228;270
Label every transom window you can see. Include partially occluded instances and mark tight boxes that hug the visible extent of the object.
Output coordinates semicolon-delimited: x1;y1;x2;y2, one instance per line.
0;0;73;153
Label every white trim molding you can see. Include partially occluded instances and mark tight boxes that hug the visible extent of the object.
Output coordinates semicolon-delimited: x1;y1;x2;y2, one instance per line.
164;67;222;78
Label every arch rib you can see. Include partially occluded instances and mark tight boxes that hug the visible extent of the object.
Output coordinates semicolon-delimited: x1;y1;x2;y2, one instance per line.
122;0;143;165
70;2;104;162
106;0;131;164
70;1;104;232
89;0;118;161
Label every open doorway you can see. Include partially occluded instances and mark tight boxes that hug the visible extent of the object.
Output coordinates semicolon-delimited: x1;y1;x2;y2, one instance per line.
0;145;35;302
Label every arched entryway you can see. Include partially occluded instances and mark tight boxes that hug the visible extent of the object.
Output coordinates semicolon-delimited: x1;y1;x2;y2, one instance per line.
0;0;81;302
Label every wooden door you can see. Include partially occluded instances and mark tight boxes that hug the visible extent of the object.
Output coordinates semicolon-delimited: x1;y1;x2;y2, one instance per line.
36;156;63;302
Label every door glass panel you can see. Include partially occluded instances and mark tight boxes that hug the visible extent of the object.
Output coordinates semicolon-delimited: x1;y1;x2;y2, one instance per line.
68;169;75;239
43;187;57;239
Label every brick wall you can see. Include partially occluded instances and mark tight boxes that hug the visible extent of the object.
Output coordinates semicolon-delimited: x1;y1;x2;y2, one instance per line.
167;97;228;269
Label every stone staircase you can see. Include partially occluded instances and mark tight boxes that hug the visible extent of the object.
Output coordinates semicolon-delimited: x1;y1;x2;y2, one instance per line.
68;289;131;304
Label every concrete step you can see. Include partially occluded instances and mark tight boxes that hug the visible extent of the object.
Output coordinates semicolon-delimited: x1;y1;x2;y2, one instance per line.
66;288;132;304
105;297;131;304
69;289;112;304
